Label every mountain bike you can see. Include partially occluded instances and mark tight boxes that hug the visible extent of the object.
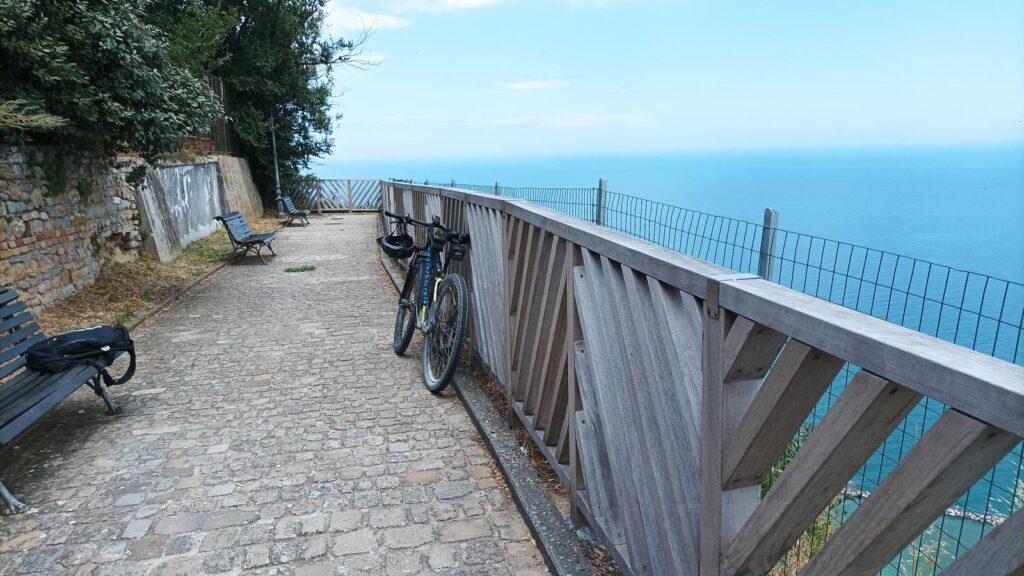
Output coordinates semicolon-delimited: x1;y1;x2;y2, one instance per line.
378;211;471;392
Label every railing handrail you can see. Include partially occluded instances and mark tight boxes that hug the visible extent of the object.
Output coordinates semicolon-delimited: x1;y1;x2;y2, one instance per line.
382;179;1024;576
387;180;1024;434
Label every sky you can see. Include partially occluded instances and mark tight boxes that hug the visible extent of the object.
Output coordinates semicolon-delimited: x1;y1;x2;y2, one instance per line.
321;0;1024;163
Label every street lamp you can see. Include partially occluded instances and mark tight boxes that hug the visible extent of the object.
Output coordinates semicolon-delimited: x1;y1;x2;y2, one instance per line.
270;112;284;218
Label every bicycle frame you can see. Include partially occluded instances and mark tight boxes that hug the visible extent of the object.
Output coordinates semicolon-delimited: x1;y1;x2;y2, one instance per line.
385;210;468;333
408;226;457;329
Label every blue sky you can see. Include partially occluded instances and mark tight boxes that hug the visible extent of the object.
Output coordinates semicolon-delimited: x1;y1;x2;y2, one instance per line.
322;0;1024;162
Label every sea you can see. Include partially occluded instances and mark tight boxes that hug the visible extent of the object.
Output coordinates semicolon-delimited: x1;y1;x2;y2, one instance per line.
319;143;1024;283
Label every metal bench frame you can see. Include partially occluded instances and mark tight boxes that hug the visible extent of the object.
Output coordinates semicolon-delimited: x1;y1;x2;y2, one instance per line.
215;211;277;264
0;287;124;514
281;196;310;226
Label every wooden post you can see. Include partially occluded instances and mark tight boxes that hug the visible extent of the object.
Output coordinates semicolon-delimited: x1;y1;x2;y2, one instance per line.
700;277;725;576
567;243;585;527
757;208;779;280
495;181;502;197
315;180;323;215
596;178;607;225
346;179;355;213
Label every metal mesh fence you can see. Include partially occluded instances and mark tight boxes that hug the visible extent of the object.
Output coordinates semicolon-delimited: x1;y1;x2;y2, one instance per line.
434;179;1024;575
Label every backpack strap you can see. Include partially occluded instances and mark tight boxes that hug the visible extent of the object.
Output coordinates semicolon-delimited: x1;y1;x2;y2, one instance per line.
100;346;136;386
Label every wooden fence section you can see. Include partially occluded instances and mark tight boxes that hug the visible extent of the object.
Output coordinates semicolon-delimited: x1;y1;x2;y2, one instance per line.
303;179;381;211
379;180;1024;576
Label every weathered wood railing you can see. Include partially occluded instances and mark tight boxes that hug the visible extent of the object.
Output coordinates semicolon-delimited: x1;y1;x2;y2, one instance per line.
380;180;1024;576
295;179;381;212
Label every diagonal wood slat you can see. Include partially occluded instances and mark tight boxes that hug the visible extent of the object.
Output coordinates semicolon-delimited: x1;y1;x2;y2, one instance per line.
800;409;1020;576
722;340;845;490
723;316;788;383
940;509;1024;576
722;371;922;576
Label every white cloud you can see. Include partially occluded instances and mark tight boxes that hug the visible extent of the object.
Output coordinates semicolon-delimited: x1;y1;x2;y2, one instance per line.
325;4;410;31
352;112;650;129
387;0;503;14
495;113;651;128
500;80;569;91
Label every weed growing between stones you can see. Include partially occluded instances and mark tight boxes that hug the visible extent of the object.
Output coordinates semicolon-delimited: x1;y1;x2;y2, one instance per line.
285;265;316;273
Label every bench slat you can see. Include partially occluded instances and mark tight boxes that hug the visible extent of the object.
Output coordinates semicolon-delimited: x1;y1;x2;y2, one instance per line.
0;357;28;383
0;369;50;403
0;331;45;366
1;299;28;322
0;289;18;308
0;306;33;334
0;323;42;354
0;366;96;445
0;334;46;380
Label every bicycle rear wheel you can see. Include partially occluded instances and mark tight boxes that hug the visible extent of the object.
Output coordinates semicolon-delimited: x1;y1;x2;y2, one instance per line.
422;273;469;393
393;264;420;354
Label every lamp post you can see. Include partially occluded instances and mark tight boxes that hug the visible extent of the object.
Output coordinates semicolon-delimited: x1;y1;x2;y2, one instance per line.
270;112;284;218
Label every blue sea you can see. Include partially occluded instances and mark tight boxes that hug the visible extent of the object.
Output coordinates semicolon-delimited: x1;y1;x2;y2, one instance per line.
320;143;1024;283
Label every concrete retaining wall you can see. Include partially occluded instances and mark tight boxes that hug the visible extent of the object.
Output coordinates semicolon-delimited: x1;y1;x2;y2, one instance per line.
137;156;264;262
216;156;263;221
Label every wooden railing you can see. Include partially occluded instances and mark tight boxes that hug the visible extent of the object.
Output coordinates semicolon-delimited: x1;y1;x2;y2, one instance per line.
380;180;1024;576
297;179;381;212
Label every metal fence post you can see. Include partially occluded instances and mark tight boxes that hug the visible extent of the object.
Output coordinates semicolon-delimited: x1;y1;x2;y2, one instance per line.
757;208;779;280
495;181;501;197
596;178;607;225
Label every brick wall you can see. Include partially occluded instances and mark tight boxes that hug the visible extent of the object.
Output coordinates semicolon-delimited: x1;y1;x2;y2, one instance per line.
0;147;142;310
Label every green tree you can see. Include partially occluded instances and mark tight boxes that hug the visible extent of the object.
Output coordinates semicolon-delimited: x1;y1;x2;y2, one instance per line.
0;0;221;161
213;0;357;201
144;0;238;73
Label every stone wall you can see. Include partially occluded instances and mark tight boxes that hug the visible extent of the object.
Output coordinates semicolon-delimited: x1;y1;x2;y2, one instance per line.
0;147;141;310
1;147;265;310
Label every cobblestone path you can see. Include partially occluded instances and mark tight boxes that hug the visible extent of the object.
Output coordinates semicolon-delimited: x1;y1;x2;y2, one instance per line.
0;214;550;576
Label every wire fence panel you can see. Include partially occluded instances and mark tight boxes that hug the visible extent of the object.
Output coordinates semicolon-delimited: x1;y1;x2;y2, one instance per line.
431;178;1024;576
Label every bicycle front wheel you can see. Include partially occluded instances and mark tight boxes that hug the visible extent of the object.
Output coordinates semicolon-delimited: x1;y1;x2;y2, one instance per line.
393;264;420;354
422;273;469;393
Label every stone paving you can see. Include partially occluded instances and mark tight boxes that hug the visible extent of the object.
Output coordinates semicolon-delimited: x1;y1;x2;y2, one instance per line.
0;214;550;576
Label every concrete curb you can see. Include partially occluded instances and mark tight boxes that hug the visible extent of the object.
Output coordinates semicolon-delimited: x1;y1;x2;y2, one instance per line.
377;243;597;576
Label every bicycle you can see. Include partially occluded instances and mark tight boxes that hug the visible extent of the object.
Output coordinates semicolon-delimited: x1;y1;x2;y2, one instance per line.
378;211;471;392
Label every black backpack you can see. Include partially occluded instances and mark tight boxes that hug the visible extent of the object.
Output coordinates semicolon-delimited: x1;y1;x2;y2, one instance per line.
26;326;136;386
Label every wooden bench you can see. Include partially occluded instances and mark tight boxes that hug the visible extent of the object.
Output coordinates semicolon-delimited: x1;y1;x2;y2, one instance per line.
0;287;125;513
214;211;277;264
281;196;310;226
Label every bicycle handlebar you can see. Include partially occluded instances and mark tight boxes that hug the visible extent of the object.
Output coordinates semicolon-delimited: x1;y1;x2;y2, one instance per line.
385;208;452;230
384;210;441;229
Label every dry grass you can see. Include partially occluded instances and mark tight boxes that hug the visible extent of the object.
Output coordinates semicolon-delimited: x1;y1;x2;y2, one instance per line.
36;217;279;334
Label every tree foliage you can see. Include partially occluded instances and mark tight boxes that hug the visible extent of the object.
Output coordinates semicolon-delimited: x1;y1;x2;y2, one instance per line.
1;0;358;201
217;0;353;200
0;0;221;160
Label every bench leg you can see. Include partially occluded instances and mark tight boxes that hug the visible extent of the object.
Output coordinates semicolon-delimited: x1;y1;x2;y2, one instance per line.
265;242;276;256
255;245;267;264
88;375;123;415
0;480;28;514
